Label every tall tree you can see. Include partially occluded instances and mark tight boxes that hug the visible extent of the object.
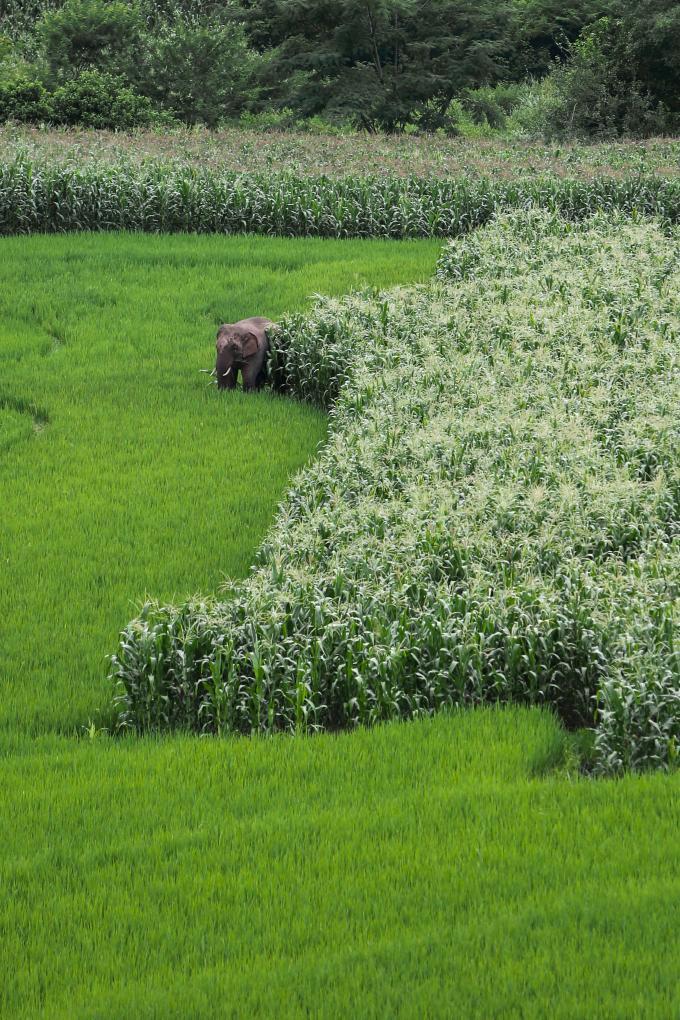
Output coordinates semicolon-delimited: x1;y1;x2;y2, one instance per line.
507;0;614;78
240;0;512;129
38;0;144;85
620;0;680;113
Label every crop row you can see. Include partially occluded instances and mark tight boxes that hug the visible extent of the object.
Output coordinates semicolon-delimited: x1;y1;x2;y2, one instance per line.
1;157;679;238
4;128;680;181
111;211;680;772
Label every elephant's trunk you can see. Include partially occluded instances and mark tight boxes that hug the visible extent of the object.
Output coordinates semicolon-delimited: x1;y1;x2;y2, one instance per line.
216;347;238;389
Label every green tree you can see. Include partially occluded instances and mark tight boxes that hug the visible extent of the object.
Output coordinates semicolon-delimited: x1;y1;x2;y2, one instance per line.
535;15;674;138
50;68;154;127
619;0;680;115
0;72;52;120
241;0;512;130
507;0;614;78
144;15;258;126
38;0;144;85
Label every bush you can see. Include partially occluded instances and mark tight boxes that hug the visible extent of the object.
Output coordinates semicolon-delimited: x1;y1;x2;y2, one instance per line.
110;212;680;773
526;18;674;140
459;83;527;129
142;17;258;127
505;77;561;138
50;70;154;129
38;0;144;86
0;74;51;122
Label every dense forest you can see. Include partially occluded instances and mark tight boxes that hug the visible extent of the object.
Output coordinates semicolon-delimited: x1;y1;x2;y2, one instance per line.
0;0;678;136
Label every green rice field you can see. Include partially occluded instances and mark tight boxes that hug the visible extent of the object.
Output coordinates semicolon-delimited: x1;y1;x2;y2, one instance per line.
3;709;680;1018
1;231;679;1018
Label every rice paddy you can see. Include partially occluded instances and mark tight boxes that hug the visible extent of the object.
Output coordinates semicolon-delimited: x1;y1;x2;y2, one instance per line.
2;708;680;1018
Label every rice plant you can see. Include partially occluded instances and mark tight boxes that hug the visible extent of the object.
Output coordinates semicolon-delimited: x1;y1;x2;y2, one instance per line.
3;708;680;1018
111;211;680;772
2;220;680;1018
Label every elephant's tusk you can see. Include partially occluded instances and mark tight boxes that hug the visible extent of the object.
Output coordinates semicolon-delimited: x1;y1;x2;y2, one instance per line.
222;367;232;377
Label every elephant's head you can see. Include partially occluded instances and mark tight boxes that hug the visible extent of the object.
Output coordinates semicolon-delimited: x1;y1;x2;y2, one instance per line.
215;324;259;389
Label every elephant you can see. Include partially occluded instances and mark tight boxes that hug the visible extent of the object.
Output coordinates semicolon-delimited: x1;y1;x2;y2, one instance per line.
215;316;273;391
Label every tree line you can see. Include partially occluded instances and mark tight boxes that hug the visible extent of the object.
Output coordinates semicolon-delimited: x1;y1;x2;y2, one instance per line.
0;0;677;136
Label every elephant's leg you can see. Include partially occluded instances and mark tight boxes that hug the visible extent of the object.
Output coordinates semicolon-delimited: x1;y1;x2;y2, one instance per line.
255;354;269;390
241;360;262;392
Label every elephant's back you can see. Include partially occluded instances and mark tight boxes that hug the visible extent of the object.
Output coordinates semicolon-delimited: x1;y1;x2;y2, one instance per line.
236;316;273;331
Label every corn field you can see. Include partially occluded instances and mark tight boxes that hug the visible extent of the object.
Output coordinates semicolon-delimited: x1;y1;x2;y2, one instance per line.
111;211;680;772
4;127;679;180
1;156;679;238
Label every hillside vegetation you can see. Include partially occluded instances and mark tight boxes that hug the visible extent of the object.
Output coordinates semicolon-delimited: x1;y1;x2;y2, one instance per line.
113;212;680;773
2;0;678;137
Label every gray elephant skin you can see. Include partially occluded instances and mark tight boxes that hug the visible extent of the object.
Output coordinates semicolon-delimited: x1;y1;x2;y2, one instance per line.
215;316;272;391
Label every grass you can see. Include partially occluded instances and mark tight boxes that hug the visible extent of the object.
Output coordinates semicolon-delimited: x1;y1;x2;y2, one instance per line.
0;232;441;736
2;707;680;1018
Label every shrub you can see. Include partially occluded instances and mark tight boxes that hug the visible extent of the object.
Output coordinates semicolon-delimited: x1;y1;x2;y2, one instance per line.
459;83;527;129
238;107;299;132
38;0;144;86
526;18;674;140
142;17;258;127
50;70;154;129
505;77;561;138
0;74;51;122
110;212;680;773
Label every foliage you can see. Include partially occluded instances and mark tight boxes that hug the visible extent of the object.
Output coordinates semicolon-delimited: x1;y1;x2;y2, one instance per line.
527;15;676;139
142;15;257;126
0;73;51;121
1;156;679;238
458;82;528;129
49;69;155;128
38;0;145;86
504;75;562;137
617;0;680;116
1;0;677;134
110;213;680;773
506;0;616;78
0;32;12;63
240;0;513;131
0;230;437;733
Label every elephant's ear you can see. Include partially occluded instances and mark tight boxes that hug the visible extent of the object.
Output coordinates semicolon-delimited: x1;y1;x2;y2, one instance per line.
241;331;260;358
